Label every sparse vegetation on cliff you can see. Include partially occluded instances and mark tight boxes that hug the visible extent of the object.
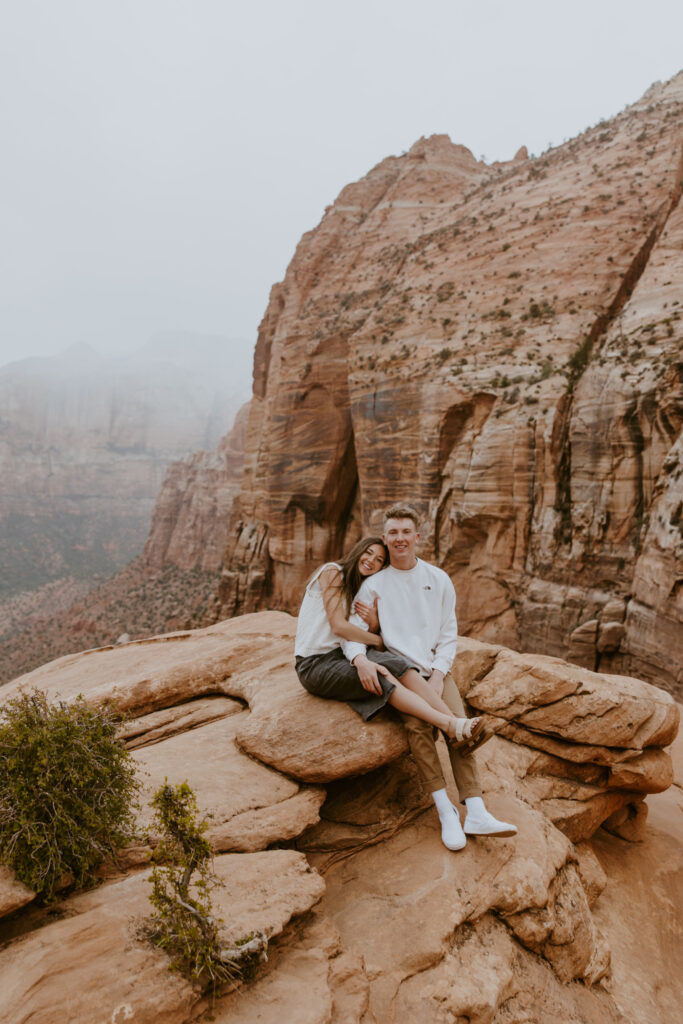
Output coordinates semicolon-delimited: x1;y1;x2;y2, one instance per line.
144;782;266;993
0;690;139;901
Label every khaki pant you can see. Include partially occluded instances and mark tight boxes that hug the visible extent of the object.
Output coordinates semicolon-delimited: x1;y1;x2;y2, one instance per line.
399;672;482;801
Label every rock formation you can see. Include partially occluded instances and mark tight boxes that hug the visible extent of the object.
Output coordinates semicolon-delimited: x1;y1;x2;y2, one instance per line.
0;405;249;684
0;613;680;1022
0;337;250;629
219;73;683;698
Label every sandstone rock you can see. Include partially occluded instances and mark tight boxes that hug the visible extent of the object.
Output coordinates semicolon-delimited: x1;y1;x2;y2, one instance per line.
449;634;501;698
118;695;243;748
0;865;34;918
602;799;649;842
207;787;326;853
236;684;409;784
572;841;608;906
476;731;664;843
316;798;608;1023
298;757;431;861
212;914;371;1024
133;713;306;847
467;649;679;748
2;610;298;715
597;620;626;653
0;850;324;1024
589;771;683;1023
0;614;681;1024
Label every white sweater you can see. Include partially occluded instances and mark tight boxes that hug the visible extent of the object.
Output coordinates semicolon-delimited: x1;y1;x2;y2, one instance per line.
342;559;458;677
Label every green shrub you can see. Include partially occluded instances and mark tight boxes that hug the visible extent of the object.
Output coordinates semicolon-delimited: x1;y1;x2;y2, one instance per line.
145;782;266;993
0;689;139;901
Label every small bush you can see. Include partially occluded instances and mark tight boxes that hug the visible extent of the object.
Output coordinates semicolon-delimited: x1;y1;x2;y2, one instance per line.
145;782;266;993
0;689;139;901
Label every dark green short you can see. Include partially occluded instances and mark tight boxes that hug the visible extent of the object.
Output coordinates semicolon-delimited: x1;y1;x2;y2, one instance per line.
295;647;412;721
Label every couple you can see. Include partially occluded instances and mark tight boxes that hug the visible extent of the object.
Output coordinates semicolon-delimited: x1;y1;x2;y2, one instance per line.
295;503;516;851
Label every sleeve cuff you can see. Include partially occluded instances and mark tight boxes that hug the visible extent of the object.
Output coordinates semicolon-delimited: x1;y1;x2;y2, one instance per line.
431;658;453;676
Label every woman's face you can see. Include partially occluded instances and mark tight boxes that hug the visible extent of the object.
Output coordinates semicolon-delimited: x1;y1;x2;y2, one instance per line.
357;543;386;577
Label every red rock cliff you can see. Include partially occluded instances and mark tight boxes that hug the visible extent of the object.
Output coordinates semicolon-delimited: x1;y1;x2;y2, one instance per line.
220;73;683;697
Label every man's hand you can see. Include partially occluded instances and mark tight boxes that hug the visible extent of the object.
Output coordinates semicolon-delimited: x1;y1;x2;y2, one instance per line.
353;595;380;633
353;654;388;695
427;669;445;697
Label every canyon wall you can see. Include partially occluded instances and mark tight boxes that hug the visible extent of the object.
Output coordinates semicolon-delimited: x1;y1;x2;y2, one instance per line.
0;402;248;685
0;337;250;614
220;73;683;697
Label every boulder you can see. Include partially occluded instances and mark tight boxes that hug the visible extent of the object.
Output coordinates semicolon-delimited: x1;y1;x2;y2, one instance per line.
0;851;324;1024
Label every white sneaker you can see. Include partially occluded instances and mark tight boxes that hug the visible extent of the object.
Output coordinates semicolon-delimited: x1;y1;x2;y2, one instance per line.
463;808;517;838
440;806;467;850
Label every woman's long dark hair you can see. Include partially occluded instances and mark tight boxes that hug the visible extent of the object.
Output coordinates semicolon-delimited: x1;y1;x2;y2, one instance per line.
337;535;387;614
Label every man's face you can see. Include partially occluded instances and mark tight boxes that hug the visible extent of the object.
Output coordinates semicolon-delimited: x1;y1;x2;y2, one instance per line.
383;517;419;562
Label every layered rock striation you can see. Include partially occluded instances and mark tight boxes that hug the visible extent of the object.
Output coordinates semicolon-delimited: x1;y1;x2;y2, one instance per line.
220;73;683;697
0;613;680;1022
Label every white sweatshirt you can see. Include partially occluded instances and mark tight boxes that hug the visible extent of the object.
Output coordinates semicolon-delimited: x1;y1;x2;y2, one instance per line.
342;558;458;677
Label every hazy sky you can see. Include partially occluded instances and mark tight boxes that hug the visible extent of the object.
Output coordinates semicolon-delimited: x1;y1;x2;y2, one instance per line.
1;0;681;368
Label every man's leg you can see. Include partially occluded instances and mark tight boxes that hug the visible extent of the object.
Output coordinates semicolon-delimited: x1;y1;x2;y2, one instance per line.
439;674;483;801
399;713;444;795
399;709;467;851
440;673;517;838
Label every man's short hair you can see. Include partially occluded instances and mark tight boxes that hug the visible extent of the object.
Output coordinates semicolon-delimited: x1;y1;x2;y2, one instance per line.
383;504;420;530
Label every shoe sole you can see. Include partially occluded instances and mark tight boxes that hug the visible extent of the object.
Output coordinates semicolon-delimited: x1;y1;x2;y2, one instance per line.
464;828;517;838
451;721;493;757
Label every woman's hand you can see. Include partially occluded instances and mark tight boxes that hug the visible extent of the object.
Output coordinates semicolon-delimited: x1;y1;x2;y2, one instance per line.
352;654;388;695
354;595;380;633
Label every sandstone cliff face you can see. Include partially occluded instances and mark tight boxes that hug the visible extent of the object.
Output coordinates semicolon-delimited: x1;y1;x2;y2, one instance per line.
220;74;683;697
142;401;249;571
0;614;680;1023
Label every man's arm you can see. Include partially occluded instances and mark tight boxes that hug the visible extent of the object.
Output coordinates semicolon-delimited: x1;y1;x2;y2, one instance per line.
430;573;458;677
340;579;376;664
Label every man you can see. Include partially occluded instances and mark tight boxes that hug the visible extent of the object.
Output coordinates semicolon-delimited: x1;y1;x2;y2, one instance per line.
343;503;516;851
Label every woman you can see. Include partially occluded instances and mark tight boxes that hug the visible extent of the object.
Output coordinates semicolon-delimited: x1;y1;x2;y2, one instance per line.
294;536;485;745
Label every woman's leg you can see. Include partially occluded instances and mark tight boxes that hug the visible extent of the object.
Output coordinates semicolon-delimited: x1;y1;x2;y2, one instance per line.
384;673;477;736
398;668;456;717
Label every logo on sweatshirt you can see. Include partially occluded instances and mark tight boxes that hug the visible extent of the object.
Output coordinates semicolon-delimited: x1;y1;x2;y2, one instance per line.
423;585;431;590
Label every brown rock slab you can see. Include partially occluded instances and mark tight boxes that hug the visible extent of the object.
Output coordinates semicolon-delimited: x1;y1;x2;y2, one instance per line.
2;610;298;716
134;713;301;839
316;796;607;1023
0;850;324;1024
468;649;679;748
573;841;607;906
119;695;243;749
236;685;409;784
449;635;501;698
0;865;35;920
475;733;647;842
209;787;326;853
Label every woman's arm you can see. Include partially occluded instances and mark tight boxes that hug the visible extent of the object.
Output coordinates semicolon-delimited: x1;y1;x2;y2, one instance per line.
319;566;383;647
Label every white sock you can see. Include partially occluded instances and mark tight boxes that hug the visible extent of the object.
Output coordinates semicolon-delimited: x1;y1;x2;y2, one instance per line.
465;796;486;817
431;788;453;820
